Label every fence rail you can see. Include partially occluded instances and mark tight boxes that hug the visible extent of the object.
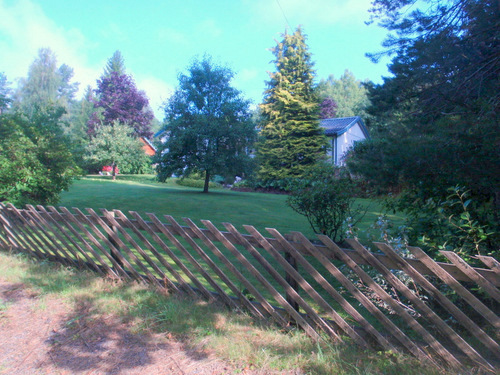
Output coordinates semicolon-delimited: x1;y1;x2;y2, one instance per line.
0;202;498;372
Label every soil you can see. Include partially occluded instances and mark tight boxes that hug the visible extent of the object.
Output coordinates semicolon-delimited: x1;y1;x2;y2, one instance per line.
0;279;287;375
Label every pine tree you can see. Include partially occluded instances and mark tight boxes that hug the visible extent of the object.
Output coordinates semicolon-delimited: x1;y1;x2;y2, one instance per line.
256;27;326;184
103;50;126;77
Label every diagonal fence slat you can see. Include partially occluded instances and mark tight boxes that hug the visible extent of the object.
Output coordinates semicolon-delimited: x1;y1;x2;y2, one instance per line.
282;231;395;351
183;218;266;318
347;239;463;369
146;213;215;301
114;210;179;293
35;205;104;275
0;204;498;372
60;207;129;279
441;251;500;303
25;205;84;269
199;220;307;335
317;235;436;365
7;204;63;262
409;246;500;331
375;242;498;370
223;223;340;342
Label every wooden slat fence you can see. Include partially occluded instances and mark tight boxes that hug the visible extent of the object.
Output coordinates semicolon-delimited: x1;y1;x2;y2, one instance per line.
0;203;498;372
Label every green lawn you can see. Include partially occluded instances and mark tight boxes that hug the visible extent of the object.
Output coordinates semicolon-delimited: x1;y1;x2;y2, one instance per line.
59;175;404;242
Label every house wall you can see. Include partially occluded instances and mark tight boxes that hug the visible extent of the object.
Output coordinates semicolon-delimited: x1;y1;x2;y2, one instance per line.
333;122;366;165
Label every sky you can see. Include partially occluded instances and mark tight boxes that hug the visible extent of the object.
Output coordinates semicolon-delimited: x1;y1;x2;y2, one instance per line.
0;0;392;120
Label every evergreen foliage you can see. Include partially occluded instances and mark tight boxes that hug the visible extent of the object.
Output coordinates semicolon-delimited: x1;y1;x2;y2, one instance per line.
0;72;12;114
155;56;255;193
103;50;126;77
348;0;500;258
256;27;327;184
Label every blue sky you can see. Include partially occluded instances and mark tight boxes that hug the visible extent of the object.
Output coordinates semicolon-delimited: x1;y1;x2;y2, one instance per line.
0;0;392;119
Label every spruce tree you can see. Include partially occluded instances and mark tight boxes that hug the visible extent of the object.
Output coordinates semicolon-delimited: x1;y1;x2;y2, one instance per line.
256;27;326;184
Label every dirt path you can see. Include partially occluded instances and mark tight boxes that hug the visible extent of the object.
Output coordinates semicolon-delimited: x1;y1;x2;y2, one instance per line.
0;280;264;375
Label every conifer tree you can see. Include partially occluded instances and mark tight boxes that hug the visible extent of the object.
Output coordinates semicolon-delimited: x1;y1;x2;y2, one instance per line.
256;27;326;184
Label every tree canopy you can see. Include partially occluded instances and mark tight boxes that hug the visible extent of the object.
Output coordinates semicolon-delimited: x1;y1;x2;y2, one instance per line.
85;122;151;179
0;73;11;114
347;0;500;257
256;27;327;185
0;109;79;205
103;50;126;77
14;48;79;118
316;70;370;119
88;71;154;138
155;56;256;193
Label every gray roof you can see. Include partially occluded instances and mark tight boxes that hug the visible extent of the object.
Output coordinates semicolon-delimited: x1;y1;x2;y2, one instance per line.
320;116;370;138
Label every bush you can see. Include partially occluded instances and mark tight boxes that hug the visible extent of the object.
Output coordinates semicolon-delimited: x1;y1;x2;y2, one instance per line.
286;164;365;243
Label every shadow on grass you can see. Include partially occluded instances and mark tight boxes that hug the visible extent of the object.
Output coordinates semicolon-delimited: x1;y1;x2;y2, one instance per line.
10;253;446;375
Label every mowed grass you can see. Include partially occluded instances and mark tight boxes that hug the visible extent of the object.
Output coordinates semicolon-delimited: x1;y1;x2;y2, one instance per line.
59;175;404;242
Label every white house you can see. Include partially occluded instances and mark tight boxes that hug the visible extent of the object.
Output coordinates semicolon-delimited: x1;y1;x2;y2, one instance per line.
320;116;369;165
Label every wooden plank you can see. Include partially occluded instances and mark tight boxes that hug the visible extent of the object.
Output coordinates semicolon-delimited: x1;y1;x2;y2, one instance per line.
129;212;195;297
25;205;82;269
224;223;341;342
114;211;180;293
6;204;61;261
146;213;216;302
347;239;463;369
101;209;168;289
441;251;500;303
200;220;310;336
376;242;498;368
318;236;437;364
247;225;376;346
163;216;240;307
88;208;160;286
40;206;105;275
409;246;500;330
59;207;129;279
283;249;300;313
182;221;278;323
45;211;500;285
0;206;42;259
183;218;266;318
476;256;500;276
285;232;396;352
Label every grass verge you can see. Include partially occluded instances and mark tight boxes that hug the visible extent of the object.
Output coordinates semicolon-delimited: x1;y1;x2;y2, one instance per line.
0;250;455;375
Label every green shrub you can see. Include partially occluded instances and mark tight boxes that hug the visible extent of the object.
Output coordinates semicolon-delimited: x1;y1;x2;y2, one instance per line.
286;164;366;243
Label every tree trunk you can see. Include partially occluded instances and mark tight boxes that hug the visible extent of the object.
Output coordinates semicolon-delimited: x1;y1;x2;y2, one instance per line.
112;162;116;181
203;171;210;193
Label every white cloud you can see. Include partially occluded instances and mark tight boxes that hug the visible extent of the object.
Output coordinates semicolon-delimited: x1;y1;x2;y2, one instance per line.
0;0;100;96
248;0;373;27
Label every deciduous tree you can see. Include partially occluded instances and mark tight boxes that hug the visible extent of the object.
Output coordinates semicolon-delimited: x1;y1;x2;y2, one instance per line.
316;70;370;118
84;122;151;179
14;48;79;117
88;72;153;138
155;57;255;193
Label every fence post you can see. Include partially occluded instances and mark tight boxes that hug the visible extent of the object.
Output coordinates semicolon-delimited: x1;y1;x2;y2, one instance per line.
284;233;300;318
108;211;123;269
